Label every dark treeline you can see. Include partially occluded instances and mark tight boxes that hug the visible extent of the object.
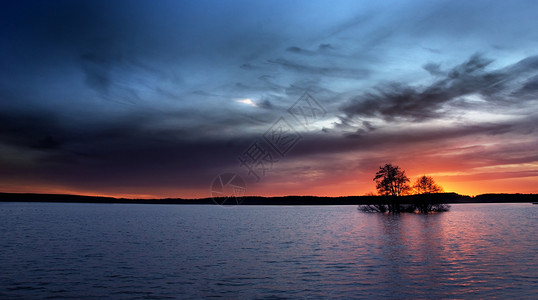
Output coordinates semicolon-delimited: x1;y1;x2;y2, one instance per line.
471;193;538;203
1;192;537;205
0;193;212;205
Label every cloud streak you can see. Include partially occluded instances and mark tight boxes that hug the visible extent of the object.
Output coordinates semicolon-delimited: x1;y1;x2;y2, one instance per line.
341;54;538;122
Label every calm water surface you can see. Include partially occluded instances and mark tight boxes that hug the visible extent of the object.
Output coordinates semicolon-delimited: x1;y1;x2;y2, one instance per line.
0;203;536;299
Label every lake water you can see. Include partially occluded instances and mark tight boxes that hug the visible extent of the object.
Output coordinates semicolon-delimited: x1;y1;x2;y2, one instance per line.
0;203;536;299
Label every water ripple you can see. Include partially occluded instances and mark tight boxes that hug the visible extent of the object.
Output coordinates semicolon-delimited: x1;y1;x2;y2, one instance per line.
0;203;537;299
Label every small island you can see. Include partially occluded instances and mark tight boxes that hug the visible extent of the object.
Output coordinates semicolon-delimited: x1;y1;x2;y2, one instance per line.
359;163;449;213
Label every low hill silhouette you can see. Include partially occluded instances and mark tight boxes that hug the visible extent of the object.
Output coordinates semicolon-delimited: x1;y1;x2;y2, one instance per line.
1;192;537;205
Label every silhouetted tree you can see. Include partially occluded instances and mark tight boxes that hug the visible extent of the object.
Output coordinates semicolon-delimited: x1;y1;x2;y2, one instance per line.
374;163;410;196
413;175;443;194
369;164;411;212
412;175;449;213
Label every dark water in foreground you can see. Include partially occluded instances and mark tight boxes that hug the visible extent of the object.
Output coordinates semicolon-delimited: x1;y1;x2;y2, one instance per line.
0;203;536;299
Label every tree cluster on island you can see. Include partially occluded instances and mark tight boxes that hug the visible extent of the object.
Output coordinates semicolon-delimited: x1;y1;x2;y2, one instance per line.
360;163;450;213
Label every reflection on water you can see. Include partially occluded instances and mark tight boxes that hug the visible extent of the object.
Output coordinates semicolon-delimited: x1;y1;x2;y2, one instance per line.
368;205;537;298
0;203;537;299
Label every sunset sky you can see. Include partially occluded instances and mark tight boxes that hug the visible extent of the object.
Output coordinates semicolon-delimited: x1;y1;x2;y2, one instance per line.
1;0;538;198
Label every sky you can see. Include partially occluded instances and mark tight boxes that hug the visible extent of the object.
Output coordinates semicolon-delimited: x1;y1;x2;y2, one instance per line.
1;0;538;198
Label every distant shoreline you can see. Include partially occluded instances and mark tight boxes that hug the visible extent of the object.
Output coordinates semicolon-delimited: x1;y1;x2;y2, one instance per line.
1;192;537;205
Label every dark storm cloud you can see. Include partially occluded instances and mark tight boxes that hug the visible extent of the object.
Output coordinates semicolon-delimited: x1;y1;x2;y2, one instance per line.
0;108;257;192
0;112;66;150
341;54;538;121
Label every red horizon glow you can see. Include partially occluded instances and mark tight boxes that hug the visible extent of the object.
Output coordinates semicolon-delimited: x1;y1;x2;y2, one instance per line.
2;162;536;199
